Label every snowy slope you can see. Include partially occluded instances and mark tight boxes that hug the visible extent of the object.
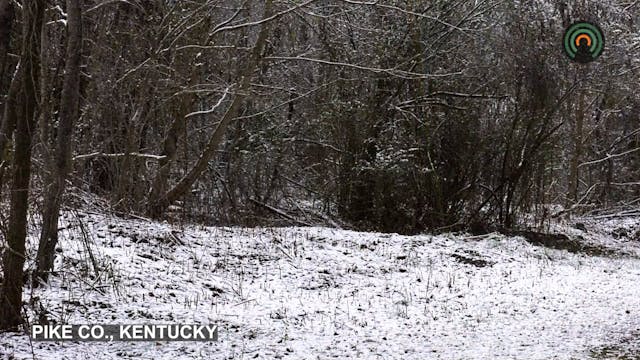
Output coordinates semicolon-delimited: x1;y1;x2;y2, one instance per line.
1;212;640;359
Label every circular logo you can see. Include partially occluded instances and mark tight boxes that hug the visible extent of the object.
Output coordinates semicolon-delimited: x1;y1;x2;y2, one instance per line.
563;21;604;63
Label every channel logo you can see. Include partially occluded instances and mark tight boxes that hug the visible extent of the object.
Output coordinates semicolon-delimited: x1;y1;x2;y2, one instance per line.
563;21;605;63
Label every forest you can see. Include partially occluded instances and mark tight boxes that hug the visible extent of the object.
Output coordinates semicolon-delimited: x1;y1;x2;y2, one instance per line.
0;0;640;358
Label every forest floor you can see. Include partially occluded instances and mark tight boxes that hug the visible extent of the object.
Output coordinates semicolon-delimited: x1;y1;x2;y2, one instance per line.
1;210;640;359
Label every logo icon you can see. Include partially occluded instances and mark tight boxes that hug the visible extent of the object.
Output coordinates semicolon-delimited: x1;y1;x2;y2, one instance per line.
563;21;604;63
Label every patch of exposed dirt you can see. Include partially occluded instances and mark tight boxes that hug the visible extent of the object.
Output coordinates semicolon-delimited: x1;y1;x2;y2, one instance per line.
501;230;625;257
590;331;640;359
451;249;495;267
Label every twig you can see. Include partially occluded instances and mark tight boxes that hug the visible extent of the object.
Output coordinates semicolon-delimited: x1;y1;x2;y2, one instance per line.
210;0;319;35
265;56;463;80
232;299;256;307
578;147;640;168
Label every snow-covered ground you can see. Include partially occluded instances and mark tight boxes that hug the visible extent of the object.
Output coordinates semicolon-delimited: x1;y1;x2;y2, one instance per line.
2;212;640;359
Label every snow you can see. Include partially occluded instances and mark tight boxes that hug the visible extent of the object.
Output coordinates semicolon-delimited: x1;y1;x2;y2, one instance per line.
2;212;640;359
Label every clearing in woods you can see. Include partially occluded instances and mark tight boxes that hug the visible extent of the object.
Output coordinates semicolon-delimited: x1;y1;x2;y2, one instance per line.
1;211;640;359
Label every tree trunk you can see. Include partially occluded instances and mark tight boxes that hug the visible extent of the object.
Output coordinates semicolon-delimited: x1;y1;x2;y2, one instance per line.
0;0;44;330
0;65;21;188
148;92;193;216
147;0;274;218
0;0;13;84
568;89;585;205
0;0;18;191
35;0;82;284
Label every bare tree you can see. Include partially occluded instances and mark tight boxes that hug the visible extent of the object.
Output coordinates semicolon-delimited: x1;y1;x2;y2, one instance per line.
0;0;16;189
0;0;13;83
0;0;44;330
35;0;83;284
147;0;275;217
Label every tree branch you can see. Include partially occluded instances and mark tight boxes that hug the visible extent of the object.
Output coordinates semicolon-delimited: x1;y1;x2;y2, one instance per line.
73;152;167;161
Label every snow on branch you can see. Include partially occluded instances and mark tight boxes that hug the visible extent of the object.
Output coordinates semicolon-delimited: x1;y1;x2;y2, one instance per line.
73;152;167;161
265;56;463;80
184;87;231;119
210;0;318;36
578;147;640;168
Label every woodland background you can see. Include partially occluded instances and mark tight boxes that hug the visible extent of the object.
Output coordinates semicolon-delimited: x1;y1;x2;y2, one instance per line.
0;0;639;329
